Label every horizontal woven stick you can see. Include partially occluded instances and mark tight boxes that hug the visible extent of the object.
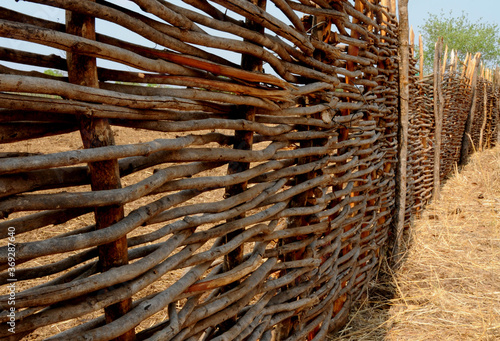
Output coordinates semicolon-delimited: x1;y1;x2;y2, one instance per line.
0;230;191;310
0;241;204;338
180;265;276;339
134;182;281;246
160;1;293;63
0;188;200;262
99;72;289;100
0;109;76;124
183;201;289;245
159;282;249;339
0;155;224;203
211;290;275;341
271;0;305;33
0;207;91;237
252;221;329;242
255;112;364;128
141;49;291;89
142;190;288;249
152;159;288;195
25;0;228;65
182;223;274;270
186;243;267;292
101;82;291;104
124;20;295;82
0;46;67;72
0;122;78;144
0;19;203;76
0;246;97;283
77;261;212;341
0;134;228;175
0;74;280;110
287;1;347;20
0;5;234;70
145;181;274;227
0;166;202;214
112;118;293;136
0;92;231;120
209;0;314;55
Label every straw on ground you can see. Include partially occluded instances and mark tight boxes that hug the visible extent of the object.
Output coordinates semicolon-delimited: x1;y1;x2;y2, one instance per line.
332;146;500;341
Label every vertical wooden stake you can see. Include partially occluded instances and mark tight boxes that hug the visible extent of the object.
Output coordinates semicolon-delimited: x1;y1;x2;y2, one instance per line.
219;0;265;337
479;82;488;151
223;0;265;272
441;44;448;76
390;0;396;14
449;50;457;73
462;53;470;80
433;37;444;200
381;0;389;14
460;53;481;165
410;26;415;57
497;73;500;145
333;0;363;315
496;67;500;146
419;34;424;80
393;0;409;264
66;6;134;341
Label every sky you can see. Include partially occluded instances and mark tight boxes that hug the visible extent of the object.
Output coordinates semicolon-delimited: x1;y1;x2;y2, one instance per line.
408;0;500;42
1;0;499;73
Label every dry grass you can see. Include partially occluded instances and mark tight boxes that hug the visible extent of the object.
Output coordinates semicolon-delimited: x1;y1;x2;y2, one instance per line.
331;146;500;341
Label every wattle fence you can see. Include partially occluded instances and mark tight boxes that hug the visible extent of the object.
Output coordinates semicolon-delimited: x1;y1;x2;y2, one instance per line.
0;1;498;340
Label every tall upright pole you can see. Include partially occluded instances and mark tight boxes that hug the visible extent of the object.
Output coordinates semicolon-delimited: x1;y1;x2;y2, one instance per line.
393;0;410;264
497;67;500;145
219;0;266;336
433;37;444;200
418;34;424;80
66;3;134;340
390;0;397;14
460;53;481;165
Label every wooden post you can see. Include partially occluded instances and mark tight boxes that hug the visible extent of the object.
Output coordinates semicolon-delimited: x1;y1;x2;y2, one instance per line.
497;67;500;146
462;53;470;80
390;0;397;14
410;26;415;57
332;0;363;318
479;82;488;151
497;71;500;145
419;34;424;80
449;49;457;73
223;0;265;271
277;2;337;338
219;0;266;336
441;44;448;76
433;37;444;200
66;6;134;341
393;0;409;263
460;53;481;165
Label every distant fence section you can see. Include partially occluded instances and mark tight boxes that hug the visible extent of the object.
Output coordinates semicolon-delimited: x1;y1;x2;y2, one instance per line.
0;0;498;340
406;53;499;225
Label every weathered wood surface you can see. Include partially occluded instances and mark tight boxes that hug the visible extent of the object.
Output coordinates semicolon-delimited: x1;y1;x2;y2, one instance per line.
393;0;409;264
433;37;444;200
0;1;498;340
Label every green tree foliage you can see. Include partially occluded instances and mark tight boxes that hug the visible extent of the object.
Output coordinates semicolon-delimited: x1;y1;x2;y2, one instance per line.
43;69;65;77
419;11;500;72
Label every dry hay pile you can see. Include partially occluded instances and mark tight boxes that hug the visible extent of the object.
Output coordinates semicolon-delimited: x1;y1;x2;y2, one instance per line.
331;146;500;341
